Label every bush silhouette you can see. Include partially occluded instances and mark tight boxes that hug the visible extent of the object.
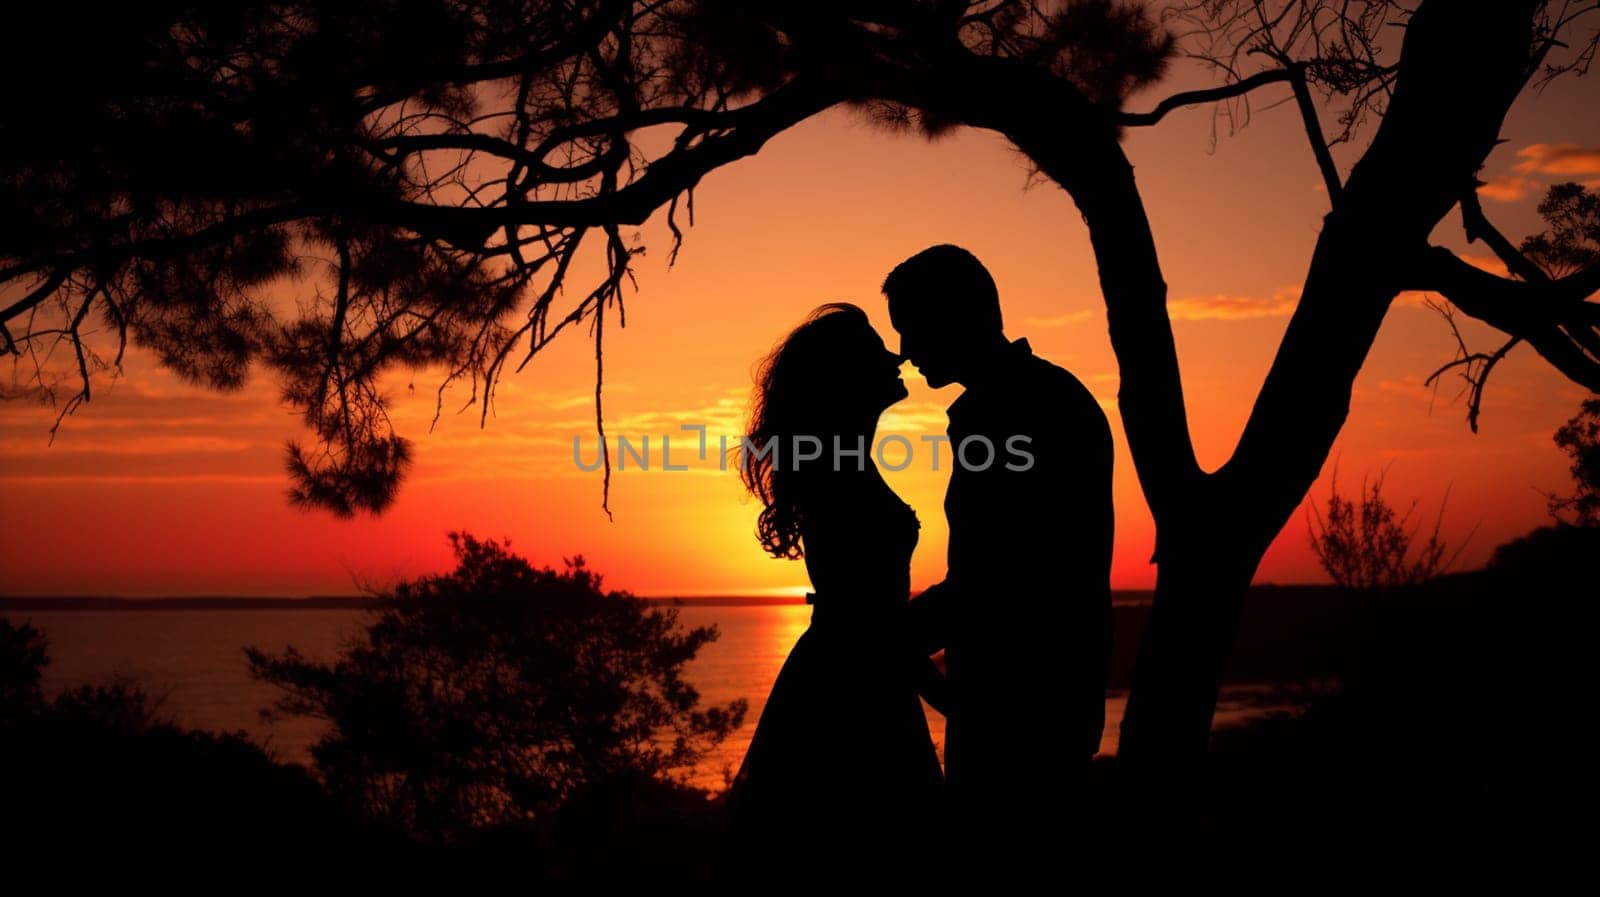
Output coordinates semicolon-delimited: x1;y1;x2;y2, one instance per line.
0;618;48;724
1;617;352;855
247;532;746;841
1551;397;1600;526
1306;470;1465;590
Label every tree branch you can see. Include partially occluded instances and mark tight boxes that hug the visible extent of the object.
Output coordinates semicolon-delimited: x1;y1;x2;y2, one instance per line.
0;206;307;301
367;105;729;183
1288;64;1343;203
1458;188;1550;284
1418;246;1600;392
368;80;838;242
1117;68;1294;127
1416;247;1600;325
1422;296;1521;433
1425;189;1554;429
0;268;72;329
3;83;831;333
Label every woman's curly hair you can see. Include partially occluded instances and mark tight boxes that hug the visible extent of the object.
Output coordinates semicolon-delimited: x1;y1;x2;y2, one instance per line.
739;303;873;559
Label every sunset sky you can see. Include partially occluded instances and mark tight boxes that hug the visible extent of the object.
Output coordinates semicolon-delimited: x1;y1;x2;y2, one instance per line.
2;59;1597;598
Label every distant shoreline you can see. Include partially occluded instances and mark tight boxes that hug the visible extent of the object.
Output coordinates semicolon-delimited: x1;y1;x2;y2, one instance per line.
0;595;805;610
0;587;1355;611
4;581;1475;689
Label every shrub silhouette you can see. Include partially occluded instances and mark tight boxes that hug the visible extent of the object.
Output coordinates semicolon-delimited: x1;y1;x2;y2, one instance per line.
0;617;350;855
247;532;746;840
0;618;48;723
1551;397;1600;526
1306;470;1466;590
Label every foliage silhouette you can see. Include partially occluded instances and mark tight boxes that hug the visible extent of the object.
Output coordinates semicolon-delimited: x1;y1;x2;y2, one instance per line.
0;616;355;854
1522;182;1600;279
1306;469;1465;590
0;618;47;723
1550;397;1600;525
1486;518;1600;587
246;532;745;840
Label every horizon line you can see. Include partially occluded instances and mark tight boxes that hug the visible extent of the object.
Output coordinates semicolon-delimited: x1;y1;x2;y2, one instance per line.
0;584;1374;608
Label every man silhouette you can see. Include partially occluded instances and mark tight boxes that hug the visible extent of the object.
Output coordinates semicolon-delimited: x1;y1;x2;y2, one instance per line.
884;244;1113;844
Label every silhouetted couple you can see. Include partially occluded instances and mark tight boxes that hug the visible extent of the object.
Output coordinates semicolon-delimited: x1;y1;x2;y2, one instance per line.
724;245;1114;873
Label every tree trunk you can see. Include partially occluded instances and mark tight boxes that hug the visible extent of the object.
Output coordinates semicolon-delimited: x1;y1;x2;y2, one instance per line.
1121;0;1538;762
1122;524;1259;762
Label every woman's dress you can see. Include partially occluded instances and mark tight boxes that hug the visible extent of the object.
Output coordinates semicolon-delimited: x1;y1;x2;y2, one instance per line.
725;475;943;841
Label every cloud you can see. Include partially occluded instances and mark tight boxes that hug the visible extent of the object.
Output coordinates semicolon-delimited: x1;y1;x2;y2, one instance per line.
544;393;604;411
1167;287;1300;321
0;435;257;457
1513;143;1600;177
878;402;953;434
1472;144;1600;205
0;473;281;486
1023;310;1095;328
607;395;749;435
1377;376;1434;399
1476;174;1535;202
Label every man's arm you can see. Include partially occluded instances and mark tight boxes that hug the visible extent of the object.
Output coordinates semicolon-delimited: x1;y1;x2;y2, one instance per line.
914;652;953;717
905;579;955;655
903;580;956;714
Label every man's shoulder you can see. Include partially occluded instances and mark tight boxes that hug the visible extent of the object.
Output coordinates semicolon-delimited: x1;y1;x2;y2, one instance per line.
1018;350;1106;420
1020;350;1083;390
949;340;1107;430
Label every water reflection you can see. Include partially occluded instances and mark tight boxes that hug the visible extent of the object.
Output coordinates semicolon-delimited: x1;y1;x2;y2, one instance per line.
23;605;1292;793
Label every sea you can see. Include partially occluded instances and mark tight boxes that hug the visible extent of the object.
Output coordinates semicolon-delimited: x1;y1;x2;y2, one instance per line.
12;605;1291;791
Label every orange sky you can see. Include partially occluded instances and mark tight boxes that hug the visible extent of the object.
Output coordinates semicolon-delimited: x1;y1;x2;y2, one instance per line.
2;60;1597;597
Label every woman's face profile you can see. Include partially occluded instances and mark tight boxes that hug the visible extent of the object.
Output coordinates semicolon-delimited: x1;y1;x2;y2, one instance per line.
834;321;908;413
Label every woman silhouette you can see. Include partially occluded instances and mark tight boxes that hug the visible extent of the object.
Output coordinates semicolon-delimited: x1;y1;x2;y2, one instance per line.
724;303;944;854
